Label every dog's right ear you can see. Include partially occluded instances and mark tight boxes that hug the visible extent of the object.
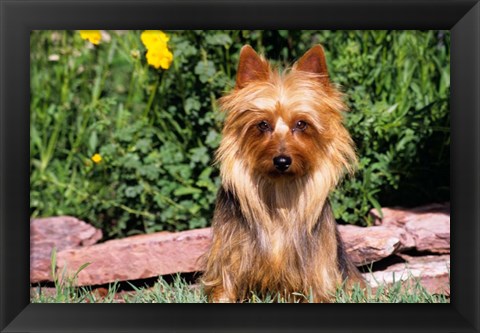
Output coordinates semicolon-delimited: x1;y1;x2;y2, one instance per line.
236;45;270;89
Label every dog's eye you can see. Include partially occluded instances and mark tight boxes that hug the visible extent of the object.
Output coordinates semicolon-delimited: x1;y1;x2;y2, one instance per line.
257;121;271;132
295;120;308;131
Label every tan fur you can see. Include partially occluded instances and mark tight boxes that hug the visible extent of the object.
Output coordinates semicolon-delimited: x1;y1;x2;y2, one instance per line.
201;45;363;302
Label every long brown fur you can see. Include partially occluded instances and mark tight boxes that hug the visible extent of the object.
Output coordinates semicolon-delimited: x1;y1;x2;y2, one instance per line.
201;45;364;302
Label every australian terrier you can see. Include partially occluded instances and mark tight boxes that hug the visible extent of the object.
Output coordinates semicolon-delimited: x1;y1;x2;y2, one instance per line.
201;44;364;302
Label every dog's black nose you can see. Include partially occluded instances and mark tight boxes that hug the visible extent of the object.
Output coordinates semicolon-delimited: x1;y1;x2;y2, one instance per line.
273;155;292;172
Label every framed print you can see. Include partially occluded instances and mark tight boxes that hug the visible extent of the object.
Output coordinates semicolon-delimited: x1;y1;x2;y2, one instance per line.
1;0;479;332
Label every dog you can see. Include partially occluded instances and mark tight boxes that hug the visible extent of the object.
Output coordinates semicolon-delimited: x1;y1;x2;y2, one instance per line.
201;44;364;302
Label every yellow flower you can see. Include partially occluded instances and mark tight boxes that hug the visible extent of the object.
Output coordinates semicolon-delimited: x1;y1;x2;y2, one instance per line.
146;47;173;70
91;153;102;164
140;30;173;70
140;30;169;50
79;30;102;45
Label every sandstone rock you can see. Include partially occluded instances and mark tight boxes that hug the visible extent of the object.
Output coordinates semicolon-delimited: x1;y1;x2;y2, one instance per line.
363;254;450;295
338;225;413;266
35;203;449;287
370;203;449;227
404;214;450;253
56;228;212;286
57;224;418;286
30;216;103;283
369;203;450;253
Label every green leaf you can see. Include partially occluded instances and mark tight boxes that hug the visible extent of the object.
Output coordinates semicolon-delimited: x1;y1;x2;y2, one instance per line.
72;262;92;280
174;186;202;196
89;131;98;152
205;33;232;47
125;185;143;198
194;60;216;83
367;193;383;220
198;166;213;180
184;97;201;115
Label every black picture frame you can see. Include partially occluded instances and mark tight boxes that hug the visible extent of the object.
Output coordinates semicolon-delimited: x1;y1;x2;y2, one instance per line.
1;0;479;332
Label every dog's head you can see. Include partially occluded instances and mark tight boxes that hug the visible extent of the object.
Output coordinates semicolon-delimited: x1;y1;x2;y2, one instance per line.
218;45;356;183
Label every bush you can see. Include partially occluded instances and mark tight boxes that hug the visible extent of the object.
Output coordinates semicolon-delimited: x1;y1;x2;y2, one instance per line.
30;30;450;238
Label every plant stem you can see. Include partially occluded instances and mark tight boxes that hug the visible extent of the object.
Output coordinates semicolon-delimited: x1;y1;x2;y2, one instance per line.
143;71;162;119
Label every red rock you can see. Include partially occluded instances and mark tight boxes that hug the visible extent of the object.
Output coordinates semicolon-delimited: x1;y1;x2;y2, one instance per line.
404;214;450;253
338;225;413;266
30;216;102;283
55;224;421;286
369;204;450;253
34;204;449;287
363;254;450;295
370;203;449;227
56;228;212;286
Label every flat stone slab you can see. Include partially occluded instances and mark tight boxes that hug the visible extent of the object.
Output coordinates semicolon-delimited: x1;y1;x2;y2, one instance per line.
370;203;450;254
31;203;450;286
370;203;450;227
30;216;102;283
56;228;212;286
56;225;413;285
338;225;413;266
363;254;450;295
404;216;450;253
54;224;419;286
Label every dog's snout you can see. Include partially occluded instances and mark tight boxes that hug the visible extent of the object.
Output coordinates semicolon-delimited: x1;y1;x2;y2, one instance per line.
273;155;292;172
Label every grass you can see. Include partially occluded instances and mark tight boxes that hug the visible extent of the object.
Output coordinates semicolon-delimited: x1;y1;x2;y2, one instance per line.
31;273;449;304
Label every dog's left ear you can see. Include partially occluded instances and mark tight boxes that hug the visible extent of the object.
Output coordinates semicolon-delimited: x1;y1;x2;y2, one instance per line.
294;45;329;82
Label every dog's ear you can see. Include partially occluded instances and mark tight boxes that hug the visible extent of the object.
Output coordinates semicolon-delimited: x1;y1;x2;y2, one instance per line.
294;45;329;82
236;45;270;89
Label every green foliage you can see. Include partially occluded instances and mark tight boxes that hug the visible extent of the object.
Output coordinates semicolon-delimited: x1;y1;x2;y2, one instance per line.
323;31;450;225
30;30;450;237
